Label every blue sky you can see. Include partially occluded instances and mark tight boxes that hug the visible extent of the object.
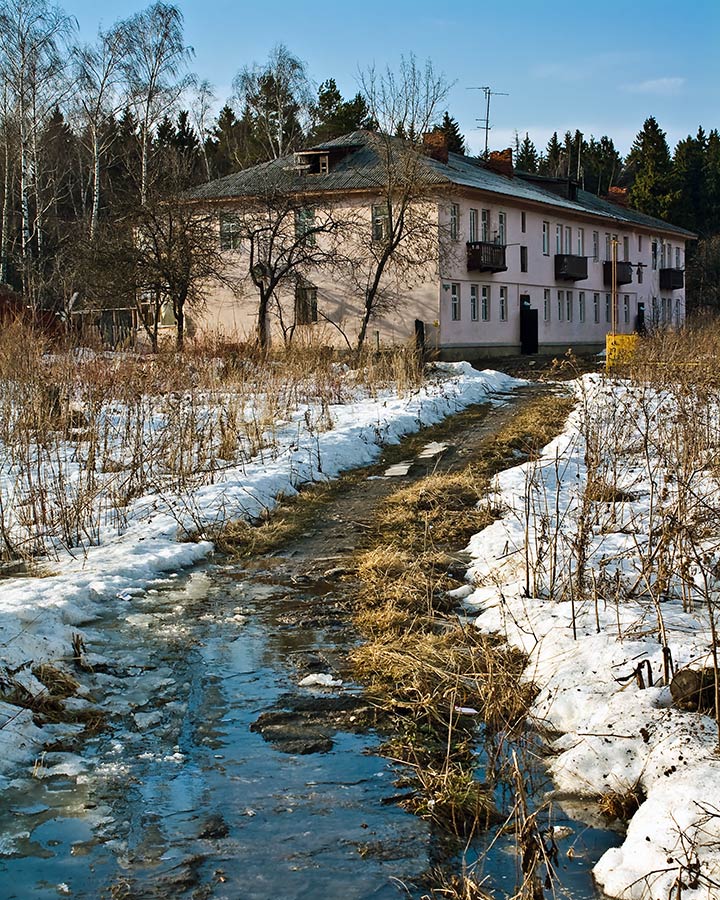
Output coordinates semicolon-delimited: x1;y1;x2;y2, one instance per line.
63;0;718;156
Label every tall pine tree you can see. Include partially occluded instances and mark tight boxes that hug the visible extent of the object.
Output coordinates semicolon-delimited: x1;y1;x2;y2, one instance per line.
432;111;465;155
515;133;538;172
624;116;672;219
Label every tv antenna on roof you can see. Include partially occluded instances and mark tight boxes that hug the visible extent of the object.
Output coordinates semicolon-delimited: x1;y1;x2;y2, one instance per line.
467;86;509;158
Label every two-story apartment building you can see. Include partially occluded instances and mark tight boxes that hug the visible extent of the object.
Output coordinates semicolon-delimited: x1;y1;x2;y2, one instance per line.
186;130;695;357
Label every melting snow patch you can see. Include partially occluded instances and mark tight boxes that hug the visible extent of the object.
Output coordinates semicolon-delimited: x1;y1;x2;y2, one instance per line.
299;673;343;688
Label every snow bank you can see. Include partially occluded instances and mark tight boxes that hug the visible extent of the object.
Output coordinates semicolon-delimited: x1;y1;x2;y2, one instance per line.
464;374;720;899
0;363;521;781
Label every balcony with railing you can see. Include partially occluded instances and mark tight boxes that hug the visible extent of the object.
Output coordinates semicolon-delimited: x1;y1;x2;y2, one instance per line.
659;268;684;290
603;260;633;287
466;241;507;273
554;254;588;282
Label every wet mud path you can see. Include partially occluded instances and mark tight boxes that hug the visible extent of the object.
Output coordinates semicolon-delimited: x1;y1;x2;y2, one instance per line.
0;387;619;899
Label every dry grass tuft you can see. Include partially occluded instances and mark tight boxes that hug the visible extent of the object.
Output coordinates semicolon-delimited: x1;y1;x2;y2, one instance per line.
375;470;493;552
352;628;532;729
32;663;80;698
420;869;492;900
479;394;575;471
585;479;636;504
355;550;459;617
598;786;645;822
402;764;501;836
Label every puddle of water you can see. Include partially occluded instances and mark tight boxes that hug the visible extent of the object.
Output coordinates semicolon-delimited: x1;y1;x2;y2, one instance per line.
0;568;430;899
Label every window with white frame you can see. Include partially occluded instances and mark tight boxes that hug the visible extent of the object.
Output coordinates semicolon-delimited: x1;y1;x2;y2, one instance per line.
624;295;630;324
592;231;599;262
499;286;508;321
623;236;629;261
605;293;612;323
593;293;600;323
451;282;460;320
450;203;460;240
557;289;564;321
372;204;390;241
542;221;550;255
294;207;316;245
470;284;479;321
579;291;585;322
566;289;573;322
577;228;585;257
544;288;551;321
652;240;658;269
660;243;666;267
638;264;644;284
675;247;681;268
481;209;489;241
556;224;562;254
498;212;507;244
521;211;526;233
469;209;478;242
605;233;611;261
667;242;673;266
564;225;572;255
219;213;242;250
638;234;643;253
295;280;318;324
520;245;528;272
481;285;490;321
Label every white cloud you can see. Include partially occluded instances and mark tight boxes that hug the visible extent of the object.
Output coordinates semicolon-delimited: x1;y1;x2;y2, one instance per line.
624;77;685;96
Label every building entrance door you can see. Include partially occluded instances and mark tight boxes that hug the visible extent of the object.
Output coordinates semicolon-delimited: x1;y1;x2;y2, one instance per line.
519;295;538;354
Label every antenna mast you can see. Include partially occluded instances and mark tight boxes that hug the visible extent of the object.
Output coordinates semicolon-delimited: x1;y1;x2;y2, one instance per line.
467;86;509;158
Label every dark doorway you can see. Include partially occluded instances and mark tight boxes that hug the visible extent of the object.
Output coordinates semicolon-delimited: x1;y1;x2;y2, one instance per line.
634;302;646;335
519;295;538;354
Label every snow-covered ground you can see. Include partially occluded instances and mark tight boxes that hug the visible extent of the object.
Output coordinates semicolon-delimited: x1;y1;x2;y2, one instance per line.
464;373;720;900
0;362;521;783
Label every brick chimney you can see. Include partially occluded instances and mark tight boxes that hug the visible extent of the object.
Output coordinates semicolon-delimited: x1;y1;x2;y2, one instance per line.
607;186;629;207
423;132;449;164
485;148;513;178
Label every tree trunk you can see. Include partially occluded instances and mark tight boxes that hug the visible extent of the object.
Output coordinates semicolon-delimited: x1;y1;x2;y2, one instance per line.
257;288;270;350
1;120;10;285
175;293;185;351
31;92;43;260
90;127;101;238
140;120;149;206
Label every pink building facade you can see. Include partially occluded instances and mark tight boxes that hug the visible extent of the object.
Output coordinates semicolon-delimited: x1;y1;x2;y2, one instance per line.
437;186;690;357
188;132;694;358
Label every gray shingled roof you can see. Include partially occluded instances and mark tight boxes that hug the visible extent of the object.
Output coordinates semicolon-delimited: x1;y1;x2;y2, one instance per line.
186;130;695;239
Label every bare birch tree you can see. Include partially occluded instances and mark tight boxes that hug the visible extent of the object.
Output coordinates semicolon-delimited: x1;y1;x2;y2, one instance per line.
353;55;450;350
188;78;215;181
119;2;193;206
0;0;74;295
73;22;126;237
233;44;312;162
